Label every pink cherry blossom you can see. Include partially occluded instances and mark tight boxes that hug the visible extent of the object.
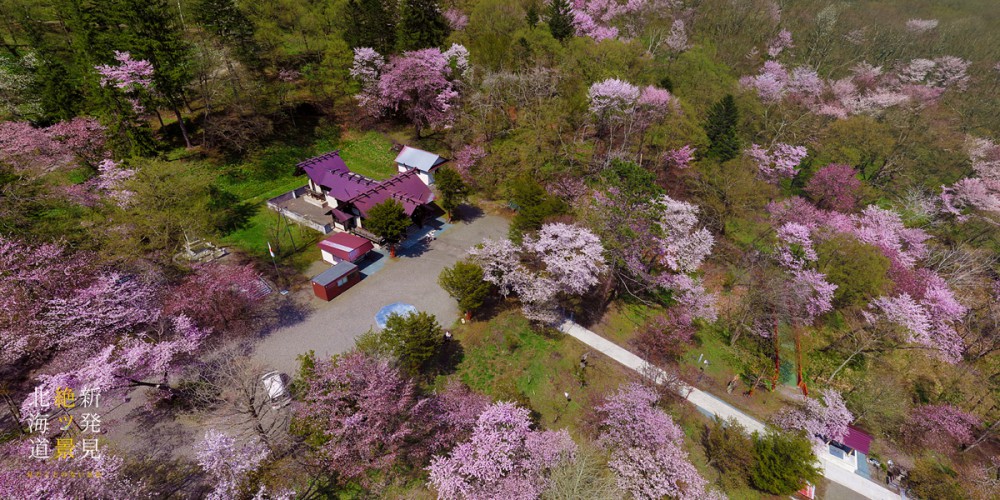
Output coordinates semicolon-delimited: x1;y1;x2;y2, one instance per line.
657;196;714;273
597;383;716;499
428;402;576;500
444;8;469;31
95;51;154;90
196;430;270;500
773;389;853;444
805;163;862;212
905;404;981;451
588;78;640;117
665;19;689;52
776;222;817;270
767;29;793;58
662;145;696;169
0;118;106;174
472;224;607;323
790;269;837;321
745;142;808;182
452;144;486;181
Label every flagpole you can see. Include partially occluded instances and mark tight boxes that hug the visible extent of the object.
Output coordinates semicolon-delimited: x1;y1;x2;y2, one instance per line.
268;241;286;294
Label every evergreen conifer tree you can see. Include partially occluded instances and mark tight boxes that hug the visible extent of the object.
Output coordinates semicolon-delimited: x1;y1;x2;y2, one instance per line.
345;0;398;54
547;0;575;41
396;0;450;51
119;0;195;147
193;0;262;69
704;94;741;162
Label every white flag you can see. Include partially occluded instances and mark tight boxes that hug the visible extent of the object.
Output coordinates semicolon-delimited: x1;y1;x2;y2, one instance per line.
268;241;275;258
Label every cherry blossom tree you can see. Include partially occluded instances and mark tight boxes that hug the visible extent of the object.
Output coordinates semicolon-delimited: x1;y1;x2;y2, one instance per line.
656;196;715;273
196;429;270;500
41;272;161;345
788;270;837;322
904;404;982;452
428;402;576;499
0;118;106;175
451;144;486;182
741;56;969;118
444;8;468;31
772;389;853;444
588;79;677;161
351;46;467;136
350;47;385;105
664;19;689;53
589;79;639;128
767;29;793;58
596;383;717;500
92;159;136;206
866;291;965;362
294;352;483;484
0;237;91;364
20;314;209;420
745;143;808;182
805;163;862;212
470;223;607;323
592;162;717;321
163;263;265;338
849;206;929;268
941;137;1000;217
775;222;817;270
95;51;155;114
662;145;696;170
569;0;659;42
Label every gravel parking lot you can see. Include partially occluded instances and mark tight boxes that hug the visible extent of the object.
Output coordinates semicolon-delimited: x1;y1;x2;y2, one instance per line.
252;213;509;374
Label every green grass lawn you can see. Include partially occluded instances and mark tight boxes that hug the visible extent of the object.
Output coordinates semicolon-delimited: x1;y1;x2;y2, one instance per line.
590;301;663;345
450;310;633;435
220;209;323;269
328;130;398;180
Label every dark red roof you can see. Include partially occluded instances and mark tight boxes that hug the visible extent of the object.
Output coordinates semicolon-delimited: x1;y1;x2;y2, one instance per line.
318;232;374;261
331;207;354;223
841;426;872;455
299;151;348;175
299;151;434;218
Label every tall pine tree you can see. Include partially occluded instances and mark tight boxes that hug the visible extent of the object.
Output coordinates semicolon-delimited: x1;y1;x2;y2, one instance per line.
547;0;575;41
193;0;262;69
344;0;398;54
396;0;450;51
704;94;740;162
118;0;195;148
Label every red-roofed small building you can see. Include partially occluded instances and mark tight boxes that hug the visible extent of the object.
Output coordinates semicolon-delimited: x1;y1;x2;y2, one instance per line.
319;232;374;264
825;426;874;475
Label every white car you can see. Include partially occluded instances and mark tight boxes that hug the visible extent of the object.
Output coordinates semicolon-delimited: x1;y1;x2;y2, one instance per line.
261;371;291;410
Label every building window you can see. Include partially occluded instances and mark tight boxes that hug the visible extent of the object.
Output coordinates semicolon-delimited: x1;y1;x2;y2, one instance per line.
336;276;349;287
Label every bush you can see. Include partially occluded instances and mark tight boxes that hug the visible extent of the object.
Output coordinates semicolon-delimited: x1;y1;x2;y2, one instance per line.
509;176;567;242
439;260;493;318
356;311;445;375
703;417;755;489
750;430;821;495
629;312;693;366
816;234;891;307
906;456;967;500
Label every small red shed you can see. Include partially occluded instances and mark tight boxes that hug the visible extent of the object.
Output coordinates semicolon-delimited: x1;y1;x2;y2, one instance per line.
318;232;374;264
311;261;360;301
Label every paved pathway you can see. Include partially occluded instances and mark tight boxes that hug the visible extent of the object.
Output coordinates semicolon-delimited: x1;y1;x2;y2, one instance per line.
557;320;899;500
252;214;509;374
